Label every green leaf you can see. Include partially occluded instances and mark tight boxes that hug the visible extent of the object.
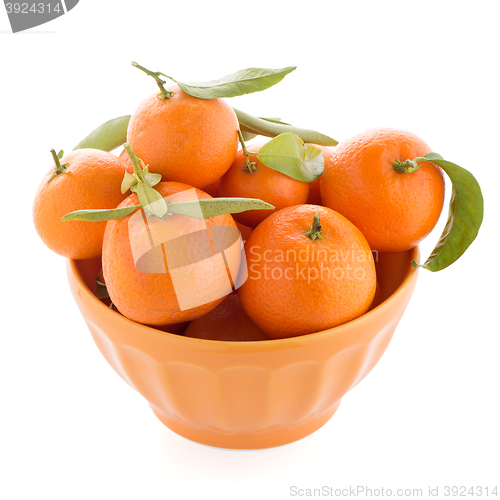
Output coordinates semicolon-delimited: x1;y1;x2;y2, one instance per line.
61;197;274;223
144;172;162;187
260;117;291;126
240;117;289;141
73;115;131;152
167;67;296;99
60;204;140;222
167;198;275;220
240;130;258;142
255;133;324;182
234;107;337;147
57;150;64;159
412;152;483;272
136;183;169;218
121;171;136;194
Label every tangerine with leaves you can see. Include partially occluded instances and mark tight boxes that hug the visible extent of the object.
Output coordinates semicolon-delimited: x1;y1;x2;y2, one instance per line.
33;149;128;259
102;182;242;326
127;68;239;188
321;128;446;253
238;205;377;339
219;143;310;228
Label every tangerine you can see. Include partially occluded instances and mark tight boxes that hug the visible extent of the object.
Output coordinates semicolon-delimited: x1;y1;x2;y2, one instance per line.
118;148;133;172
127;84;239;187
238;205;377;339
368;282;383;311
102;182;242;326
184;293;269;341
33;149;127;259
306;178;322;206
320;128;445;253
153;322;190;335
201;178;220;198
219;143;309;228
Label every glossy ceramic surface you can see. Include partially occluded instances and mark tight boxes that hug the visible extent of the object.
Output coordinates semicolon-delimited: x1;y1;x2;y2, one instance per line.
67;247;418;449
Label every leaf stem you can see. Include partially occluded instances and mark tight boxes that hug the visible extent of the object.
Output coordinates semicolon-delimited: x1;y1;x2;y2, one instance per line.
132;61;173;100
47;148;69;183
305;212;323;240
237;129;257;174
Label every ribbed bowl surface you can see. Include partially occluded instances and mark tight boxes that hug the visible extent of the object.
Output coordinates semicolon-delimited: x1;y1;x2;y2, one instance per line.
68;248;418;449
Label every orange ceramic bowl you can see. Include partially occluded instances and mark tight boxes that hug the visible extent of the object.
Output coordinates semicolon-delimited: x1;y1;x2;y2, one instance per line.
67;247;418;449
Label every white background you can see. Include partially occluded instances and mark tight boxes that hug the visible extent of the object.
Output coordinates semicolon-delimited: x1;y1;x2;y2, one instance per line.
1;1;499;499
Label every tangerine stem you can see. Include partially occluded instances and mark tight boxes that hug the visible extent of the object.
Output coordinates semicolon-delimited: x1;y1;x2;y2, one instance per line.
47;149;69;183
238;129;257;175
305;211;323;240
123;143;147;184
393;159;421;173
132;61;173;100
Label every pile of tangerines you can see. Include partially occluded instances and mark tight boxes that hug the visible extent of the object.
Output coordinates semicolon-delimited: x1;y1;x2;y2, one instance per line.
32;63;483;341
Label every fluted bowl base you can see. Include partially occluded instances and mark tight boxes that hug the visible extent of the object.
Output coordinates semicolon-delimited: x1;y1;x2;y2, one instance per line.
150;400;341;449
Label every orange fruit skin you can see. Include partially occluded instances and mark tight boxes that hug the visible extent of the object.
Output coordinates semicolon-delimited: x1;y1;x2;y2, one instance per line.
184;293;270;341
201;178;220;198
306;178;322;205
102;182;241;326
235;221;253;243
153;321;189;335
238;205;377;339
33;149;128;260
117;148;133;172
320;128;445;253
368;282;383;311
127;85;239;187
219;143;310;228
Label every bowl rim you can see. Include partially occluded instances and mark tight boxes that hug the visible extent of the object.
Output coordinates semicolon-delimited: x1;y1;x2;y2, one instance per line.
68;246;419;351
